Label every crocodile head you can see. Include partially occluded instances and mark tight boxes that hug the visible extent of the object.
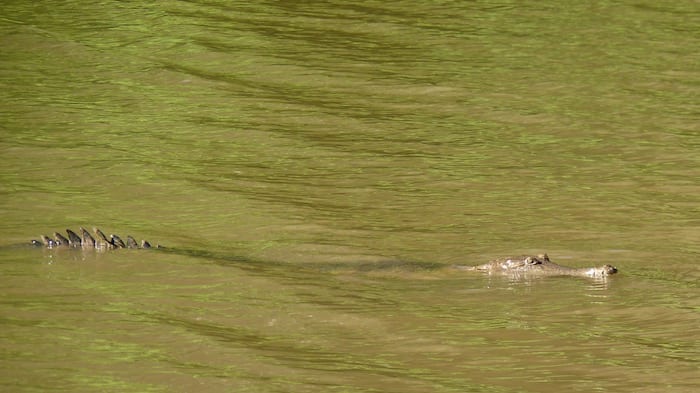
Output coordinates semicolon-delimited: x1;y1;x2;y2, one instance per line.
498;254;549;270
489;254;618;277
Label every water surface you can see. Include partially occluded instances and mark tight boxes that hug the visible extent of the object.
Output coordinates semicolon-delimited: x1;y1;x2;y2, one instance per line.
1;1;698;392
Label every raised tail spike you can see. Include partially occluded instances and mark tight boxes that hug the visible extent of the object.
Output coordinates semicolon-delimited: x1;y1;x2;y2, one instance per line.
126;236;139;249
54;232;70;246
93;227;115;249
80;227;96;248
65;229;82;247
111;234;126;248
41;235;58;248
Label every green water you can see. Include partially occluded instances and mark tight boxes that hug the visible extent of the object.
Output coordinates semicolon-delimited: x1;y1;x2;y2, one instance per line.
1;1;698;392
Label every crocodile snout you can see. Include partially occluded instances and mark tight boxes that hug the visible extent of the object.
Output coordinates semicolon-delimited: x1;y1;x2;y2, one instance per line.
602;264;618;275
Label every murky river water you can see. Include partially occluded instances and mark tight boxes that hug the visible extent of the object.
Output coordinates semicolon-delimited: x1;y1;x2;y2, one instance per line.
1;1;698;392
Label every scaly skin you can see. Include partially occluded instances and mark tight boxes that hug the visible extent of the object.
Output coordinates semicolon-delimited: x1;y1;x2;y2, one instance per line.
452;253;618;278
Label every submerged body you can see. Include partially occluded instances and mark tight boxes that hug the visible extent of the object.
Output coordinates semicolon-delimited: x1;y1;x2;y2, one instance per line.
453;253;617;278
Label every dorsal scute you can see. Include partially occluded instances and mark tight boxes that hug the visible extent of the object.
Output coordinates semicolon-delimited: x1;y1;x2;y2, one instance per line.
80;227;96;248
126;236;139;249
65;229;82;247
111;234;126;248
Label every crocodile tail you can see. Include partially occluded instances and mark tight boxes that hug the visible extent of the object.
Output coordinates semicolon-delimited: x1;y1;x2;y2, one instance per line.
34;228;156;250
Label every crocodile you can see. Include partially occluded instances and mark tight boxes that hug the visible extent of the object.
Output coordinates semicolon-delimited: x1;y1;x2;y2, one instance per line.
31;227;153;250
29;229;618;277
452;253;617;278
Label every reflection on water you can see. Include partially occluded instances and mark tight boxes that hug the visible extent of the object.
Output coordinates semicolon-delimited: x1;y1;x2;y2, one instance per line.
1;0;699;392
